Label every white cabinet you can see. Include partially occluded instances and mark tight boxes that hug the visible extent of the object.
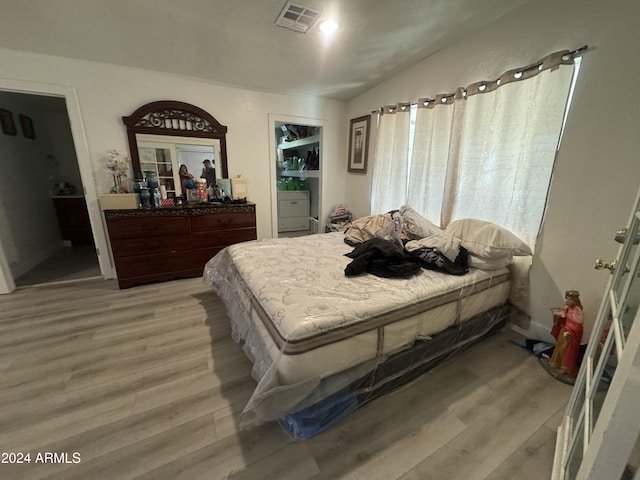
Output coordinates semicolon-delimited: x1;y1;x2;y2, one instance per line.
278;190;310;232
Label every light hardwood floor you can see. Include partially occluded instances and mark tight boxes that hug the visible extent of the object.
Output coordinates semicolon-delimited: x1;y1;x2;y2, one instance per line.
0;277;572;480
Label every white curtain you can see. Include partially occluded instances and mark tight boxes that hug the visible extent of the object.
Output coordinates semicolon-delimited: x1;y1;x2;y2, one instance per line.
370;104;411;215
437;66;575;247
400;51;577;250
369;50;579;317
406;92;464;226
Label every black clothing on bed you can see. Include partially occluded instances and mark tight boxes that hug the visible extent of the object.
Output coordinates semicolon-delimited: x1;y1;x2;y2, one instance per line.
344;238;422;278
406;245;470;275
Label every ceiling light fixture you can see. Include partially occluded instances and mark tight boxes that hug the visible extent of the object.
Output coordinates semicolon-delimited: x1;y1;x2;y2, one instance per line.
319;18;339;35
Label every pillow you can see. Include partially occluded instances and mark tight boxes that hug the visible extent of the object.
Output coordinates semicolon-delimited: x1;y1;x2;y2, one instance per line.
467;254;512;270
445;218;532;259
344;214;393;245
399;205;442;239
405;233;461;263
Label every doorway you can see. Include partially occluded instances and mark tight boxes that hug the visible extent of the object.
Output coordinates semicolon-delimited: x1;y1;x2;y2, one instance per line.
0;90;101;288
270;117;323;238
552;186;640;479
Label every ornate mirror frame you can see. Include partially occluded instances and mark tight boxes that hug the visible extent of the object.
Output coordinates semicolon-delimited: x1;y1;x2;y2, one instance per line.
122;100;229;178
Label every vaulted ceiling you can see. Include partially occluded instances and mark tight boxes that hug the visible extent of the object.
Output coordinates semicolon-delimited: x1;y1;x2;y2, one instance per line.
0;0;530;101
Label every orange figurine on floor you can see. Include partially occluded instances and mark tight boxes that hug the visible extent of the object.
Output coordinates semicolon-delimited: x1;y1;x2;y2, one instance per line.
548;290;584;377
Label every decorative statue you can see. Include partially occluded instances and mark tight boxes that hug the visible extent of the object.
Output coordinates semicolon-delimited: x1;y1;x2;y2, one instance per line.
548;290;584;377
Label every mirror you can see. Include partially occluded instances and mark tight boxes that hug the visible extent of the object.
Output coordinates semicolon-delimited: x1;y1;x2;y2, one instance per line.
136;134;223;200
123;101;229;197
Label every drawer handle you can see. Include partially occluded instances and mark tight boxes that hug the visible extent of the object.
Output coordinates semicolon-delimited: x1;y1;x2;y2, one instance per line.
290;201;298;205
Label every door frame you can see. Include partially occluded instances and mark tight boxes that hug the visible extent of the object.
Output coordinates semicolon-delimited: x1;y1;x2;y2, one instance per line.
553;187;640;479
0;79;111;293
268;113;325;238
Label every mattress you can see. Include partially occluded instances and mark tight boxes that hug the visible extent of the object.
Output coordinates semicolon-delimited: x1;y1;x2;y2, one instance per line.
204;232;511;426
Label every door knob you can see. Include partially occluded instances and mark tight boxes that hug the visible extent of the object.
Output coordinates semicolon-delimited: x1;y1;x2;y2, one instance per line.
595;258;617;273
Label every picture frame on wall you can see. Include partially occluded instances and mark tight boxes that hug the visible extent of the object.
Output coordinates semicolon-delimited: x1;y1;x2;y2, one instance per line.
19;114;35;139
0;108;17;136
348;114;370;173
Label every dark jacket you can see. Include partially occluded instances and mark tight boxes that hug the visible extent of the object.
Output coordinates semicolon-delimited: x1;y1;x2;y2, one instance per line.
344;238;422;278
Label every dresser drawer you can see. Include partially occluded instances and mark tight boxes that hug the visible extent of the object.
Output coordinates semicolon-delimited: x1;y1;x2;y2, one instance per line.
114;251;202;278
107;216;190;240
277;191;310;201
190;212;256;232
110;235;192;257
117;268;204;289
191;227;257;249
279;217;310;232
279;199;309;218
192;246;225;266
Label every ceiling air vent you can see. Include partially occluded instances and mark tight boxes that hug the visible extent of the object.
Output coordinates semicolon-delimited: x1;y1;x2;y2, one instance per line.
275;2;321;33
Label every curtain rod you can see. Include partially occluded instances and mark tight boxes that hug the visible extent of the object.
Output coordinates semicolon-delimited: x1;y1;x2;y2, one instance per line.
370;45;589;115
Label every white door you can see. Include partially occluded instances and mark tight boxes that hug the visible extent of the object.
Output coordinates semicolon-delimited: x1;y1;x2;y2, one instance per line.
553;187;640;479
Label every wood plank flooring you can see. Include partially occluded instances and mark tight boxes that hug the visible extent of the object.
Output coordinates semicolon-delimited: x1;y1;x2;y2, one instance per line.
0;277;572;479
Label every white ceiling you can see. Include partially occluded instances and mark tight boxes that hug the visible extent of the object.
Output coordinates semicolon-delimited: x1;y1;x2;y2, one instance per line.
0;0;530;101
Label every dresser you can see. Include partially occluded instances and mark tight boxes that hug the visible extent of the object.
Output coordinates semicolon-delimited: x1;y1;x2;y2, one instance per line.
103;203;256;288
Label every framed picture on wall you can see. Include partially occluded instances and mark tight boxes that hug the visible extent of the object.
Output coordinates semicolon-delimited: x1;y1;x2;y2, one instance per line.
19;114;35;139
0;108;17;136
348;114;370;173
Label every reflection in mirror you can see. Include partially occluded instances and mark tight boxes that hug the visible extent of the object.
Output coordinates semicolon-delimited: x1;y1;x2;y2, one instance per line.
136;134;222;199
122;101;229;192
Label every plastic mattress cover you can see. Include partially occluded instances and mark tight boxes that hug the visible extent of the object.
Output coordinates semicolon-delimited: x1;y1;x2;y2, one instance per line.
203;232;511;429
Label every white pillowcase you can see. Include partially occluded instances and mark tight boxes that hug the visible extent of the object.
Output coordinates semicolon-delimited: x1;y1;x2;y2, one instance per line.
399;205;442;239
445;218;532;259
467;254;512;270
405;233;461;263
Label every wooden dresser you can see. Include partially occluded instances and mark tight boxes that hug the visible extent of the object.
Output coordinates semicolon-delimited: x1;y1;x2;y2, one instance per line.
103;203;256;289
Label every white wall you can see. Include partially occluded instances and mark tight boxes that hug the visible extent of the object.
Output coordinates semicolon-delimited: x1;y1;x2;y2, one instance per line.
346;0;640;338
0;47;347;279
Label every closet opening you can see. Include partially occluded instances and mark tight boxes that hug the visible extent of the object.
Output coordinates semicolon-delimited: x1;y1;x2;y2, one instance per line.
272;120;322;238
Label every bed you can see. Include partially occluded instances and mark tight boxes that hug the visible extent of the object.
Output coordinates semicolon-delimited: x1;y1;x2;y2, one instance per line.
203;215;531;438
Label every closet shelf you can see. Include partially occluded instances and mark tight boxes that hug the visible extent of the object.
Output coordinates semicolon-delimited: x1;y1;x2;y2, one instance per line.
277;134;320;150
279;170;320;178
